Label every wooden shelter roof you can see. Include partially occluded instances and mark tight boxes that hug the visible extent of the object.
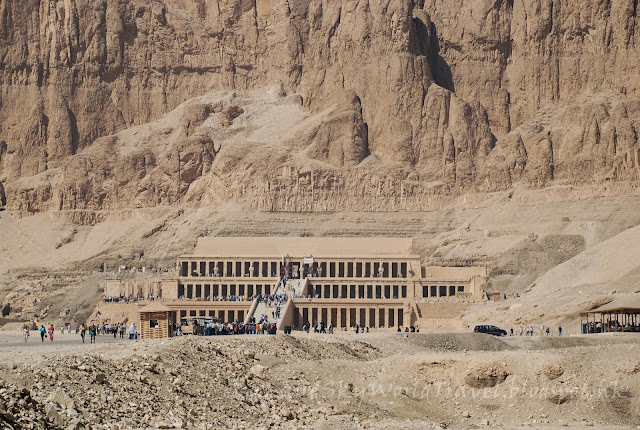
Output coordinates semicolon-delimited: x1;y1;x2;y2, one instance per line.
580;307;640;316
138;302;172;313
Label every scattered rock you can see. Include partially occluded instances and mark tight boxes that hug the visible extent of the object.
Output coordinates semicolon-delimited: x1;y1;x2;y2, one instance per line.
464;363;509;388
250;364;267;379
280;408;294;420
219;105;244;127
94;373;106;384
46;404;64;427
548;393;572;405
47;387;75;410
542;364;565;380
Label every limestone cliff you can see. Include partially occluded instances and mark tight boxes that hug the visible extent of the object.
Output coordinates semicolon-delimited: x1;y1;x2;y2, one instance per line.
0;0;639;213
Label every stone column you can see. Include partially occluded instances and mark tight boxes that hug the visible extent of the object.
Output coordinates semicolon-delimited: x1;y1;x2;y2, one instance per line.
374;306;380;328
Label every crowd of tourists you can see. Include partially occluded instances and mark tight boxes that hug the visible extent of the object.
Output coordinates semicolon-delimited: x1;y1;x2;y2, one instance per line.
259;293;288;306
584;320;639;333
302;320;333;334
506;325;563;336
174;293;290;303
176;316;278;336
21;321;140;343
104;296;151;303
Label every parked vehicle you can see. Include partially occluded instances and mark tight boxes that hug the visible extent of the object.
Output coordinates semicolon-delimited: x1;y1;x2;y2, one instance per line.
474;325;507;336
180;317;217;335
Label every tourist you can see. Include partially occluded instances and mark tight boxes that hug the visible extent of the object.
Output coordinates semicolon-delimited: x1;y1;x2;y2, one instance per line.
510;327;514;336
68;324;72;334
48;324;55;342
80;324;86;343
128;323;136;340
90;325;97;343
39;325;46;342
546;327;550;336
558;326;562;336
23;325;29;343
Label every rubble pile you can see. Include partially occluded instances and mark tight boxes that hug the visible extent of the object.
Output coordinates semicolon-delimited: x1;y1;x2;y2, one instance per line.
0;380;54;430
1;336;380;430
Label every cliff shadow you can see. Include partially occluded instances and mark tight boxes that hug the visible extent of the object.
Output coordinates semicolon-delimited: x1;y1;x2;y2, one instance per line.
413;17;455;93
68;108;80;154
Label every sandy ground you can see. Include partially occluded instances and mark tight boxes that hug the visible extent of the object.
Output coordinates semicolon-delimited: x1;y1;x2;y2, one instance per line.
0;331;638;429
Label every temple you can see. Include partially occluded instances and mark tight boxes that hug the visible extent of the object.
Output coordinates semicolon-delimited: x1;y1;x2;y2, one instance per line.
107;237;488;332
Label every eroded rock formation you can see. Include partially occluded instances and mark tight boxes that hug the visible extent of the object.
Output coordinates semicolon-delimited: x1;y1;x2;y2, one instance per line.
0;0;639;213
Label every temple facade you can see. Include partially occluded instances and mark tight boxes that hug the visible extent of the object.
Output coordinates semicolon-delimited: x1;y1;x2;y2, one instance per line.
110;237;487;331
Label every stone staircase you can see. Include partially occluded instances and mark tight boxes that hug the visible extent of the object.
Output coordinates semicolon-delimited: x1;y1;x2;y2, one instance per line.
245;278;283;324
283;277;307;297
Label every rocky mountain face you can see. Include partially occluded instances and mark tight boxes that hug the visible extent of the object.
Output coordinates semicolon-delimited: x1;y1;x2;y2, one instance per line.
0;0;639;213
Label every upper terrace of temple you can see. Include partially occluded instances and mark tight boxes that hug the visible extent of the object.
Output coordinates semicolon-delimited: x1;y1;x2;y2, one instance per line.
177;237;423;280
187;237;417;259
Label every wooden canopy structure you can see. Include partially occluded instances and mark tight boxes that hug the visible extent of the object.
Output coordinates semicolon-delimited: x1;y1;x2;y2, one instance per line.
580;307;640;334
139;303;173;339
